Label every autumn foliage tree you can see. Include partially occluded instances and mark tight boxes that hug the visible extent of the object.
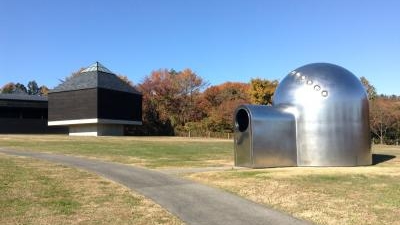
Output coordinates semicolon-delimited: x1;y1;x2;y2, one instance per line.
137;69;207;135
393;106;400;145
199;82;250;132
370;98;394;144
117;75;133;86
359;77;400;144
369;96;400;144
64;68;85;81
39;86;49;96
1;82;16;93
249;78;278;105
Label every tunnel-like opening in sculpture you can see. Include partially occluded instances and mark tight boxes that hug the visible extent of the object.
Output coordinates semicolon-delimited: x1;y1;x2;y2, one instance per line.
236;108;249;132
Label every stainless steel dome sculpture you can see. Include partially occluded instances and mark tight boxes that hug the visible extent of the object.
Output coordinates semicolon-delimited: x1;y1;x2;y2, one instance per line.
234;63;371;168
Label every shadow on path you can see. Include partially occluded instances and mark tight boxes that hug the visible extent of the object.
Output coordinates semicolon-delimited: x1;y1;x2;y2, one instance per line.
372;154;396;165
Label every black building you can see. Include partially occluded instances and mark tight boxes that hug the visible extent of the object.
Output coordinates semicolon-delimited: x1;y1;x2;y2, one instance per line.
0;94;67;134
48;62;142;136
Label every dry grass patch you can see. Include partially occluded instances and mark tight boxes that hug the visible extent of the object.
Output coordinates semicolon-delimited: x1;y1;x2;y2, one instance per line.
0;154;184;225
187;145;400;225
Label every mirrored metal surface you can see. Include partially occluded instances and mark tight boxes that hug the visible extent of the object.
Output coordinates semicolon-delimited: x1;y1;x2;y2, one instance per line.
234;105;297;168
234;63;371;168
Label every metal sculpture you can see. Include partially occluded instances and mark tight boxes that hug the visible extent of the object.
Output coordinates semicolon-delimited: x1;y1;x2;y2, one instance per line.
234;63;371;168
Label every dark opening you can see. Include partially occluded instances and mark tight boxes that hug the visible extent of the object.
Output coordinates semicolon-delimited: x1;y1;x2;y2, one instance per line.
372;154;396;165
236;109;249;132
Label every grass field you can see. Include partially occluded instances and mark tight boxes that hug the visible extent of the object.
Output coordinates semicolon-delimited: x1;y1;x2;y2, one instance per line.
0;135;232;168
0;154;184;225
1;135;399;225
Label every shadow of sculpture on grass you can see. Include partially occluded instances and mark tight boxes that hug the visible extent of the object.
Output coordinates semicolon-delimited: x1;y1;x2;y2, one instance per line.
372;154;396;165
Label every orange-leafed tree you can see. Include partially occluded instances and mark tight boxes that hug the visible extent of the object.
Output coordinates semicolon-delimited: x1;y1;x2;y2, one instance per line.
1;82;16;93
138;68;207;134
200;82;251;132
139;69;178;126
370;97;396;144
249;78;278;105
39;85;49;96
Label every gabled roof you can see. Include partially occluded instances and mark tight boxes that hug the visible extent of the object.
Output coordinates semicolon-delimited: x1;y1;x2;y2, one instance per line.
0;93;47;101
51;62;141;94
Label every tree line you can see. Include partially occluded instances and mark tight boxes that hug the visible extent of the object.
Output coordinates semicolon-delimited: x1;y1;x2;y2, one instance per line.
125;69;278;136
0;81;49;96
1;69;399;144
131;71;400;145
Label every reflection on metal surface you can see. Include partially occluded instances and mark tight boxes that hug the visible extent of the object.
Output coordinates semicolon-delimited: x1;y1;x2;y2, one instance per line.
234;63;371;168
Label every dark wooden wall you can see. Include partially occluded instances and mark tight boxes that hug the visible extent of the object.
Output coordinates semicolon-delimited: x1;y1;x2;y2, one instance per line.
0;99;47;109
0;118;67;134
48;89;98;121
0;99;68;134
48;88;142;122
0;107;47;119
98;88;142;121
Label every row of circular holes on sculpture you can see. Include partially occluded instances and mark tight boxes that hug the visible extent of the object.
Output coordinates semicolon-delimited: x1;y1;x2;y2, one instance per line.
290;71;328;97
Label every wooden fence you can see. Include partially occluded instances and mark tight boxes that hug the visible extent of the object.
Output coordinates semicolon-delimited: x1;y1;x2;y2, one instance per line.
175;130;234;139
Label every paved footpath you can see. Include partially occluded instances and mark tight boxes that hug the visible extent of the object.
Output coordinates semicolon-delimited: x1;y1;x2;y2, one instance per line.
0;148;312;225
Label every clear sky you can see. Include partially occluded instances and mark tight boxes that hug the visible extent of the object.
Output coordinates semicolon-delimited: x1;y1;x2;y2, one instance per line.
1;0;399;95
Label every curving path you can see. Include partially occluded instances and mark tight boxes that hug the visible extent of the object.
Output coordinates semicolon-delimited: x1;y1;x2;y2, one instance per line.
0;148;312;225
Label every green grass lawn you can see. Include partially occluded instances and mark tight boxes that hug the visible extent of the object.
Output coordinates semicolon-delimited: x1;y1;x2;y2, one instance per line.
0;154;184;225
1;135;399;225
0;135;232;168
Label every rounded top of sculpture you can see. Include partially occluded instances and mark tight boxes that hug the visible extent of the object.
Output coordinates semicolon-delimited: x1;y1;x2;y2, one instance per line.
273;63;367;106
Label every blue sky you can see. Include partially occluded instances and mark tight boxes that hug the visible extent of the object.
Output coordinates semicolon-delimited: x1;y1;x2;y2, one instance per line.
1;0;399;95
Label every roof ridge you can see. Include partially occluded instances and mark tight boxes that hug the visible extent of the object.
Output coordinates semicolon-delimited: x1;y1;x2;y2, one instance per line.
81;61;114;74
51;63;141;95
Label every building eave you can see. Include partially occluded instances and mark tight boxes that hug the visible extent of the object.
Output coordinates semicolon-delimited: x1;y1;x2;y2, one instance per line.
48;118;142;126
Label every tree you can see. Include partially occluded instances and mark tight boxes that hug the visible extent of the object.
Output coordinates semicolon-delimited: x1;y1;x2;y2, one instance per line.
200;82;251;132
1;81;47;95
137;68;208;134
62;67;85;82
360;76;377;100
176;69;208;125
201;86;221;107
139;69;180;126
39;85;49;96
27;80;39;95
249;78;278;105
394;114;400;145
14;83;27;94
1;82;16;93
370;98;396;144
388;99;400;145
117;75;133;86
